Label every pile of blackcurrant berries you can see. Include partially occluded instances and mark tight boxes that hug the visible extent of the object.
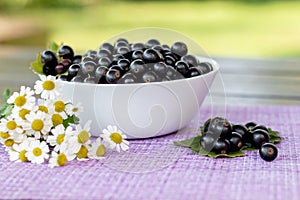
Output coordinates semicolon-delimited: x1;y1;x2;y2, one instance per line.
200;117;278;161
41;45;82;76
41;38;213;84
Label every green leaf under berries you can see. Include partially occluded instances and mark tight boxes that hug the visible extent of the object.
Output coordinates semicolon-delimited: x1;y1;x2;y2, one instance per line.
30;52;44;75
63;115;80;128
174;135;245;158
49;41;60;52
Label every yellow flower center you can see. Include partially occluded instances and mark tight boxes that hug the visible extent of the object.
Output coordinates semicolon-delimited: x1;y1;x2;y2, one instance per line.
4;139;14;147
42;80;55;91
78;130;90;144
33;147;42;156
31;119;44;131
96;144;106;157
38;105;49;113
54;101;65;113
0;132;10;139
52;114;63;126
56;134;65;145
19;109;30;120
110;132;123;144
19;150;28;162
6;120;17;130
14;95;26;107
76;145;88;159
57;153;67;166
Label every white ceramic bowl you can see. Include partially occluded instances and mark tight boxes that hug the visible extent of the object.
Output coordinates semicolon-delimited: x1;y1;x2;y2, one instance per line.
61;56;219;139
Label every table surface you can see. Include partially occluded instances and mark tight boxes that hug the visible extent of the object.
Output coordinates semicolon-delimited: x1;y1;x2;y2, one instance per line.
0;46;300;200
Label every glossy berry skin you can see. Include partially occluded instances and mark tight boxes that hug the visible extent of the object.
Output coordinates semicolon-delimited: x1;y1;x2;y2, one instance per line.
116;46;130;55
72;55;82;64
112;54;125;64
146;39;160;47
171;41;188;57
213;138;230;154
55;63;68;74
95;66;108;78
41;50;58;67
98;49;112;58
106;68;122;84
58;74;68;81
203;118;211;132
118;73;137;84
58;45;74;60
152;45;164;53
82;56;95;63
251;129;270;148
175;61;190;77
114;41;129;52
232;124;249;142
131;43;145;51
142;71;158;83
229;132;244;151
143;49;163;63
68;64;81;77
200;133;216;151
98;57;112;67
81;61;96;75
132;50;144;60
259;143;278;162
115;38;129;44
245;122;257;130
165;66;184;80
71;75;84;83
164;55;176;67
153;62;168;74
100;42;114;53
117;59;130;72
43;65;57;76
130;59;146;75
252;125;269;133
197;62;213;74
84;76;97;84
181;54;198;67
189;66;202;77
208;117;232;139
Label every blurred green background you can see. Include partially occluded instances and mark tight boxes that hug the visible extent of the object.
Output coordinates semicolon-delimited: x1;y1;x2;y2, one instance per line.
0;0;299;58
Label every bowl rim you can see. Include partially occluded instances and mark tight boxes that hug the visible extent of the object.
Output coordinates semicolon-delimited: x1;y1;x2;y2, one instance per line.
61;56;219;87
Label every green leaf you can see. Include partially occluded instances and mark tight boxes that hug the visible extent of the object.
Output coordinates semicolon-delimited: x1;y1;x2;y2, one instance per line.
2;89;10;102
62;115;80;128
0;104;13;119
30;52;44;75
49;41;60;52
173;136;200;148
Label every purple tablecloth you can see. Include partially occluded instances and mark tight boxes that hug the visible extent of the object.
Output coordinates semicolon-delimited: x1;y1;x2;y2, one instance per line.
1;105;299;199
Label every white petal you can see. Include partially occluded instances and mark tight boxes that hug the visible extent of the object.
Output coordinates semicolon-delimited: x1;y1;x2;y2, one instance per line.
116;145;121;153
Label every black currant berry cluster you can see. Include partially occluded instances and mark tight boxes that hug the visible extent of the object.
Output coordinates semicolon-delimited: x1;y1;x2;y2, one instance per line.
41;45;82;76
54;38;213;84
200;117;278;161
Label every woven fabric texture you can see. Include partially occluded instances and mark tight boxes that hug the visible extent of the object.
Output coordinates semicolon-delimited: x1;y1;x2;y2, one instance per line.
1;105;299;200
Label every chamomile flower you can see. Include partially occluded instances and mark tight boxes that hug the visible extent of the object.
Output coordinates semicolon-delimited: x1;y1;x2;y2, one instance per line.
9;140;30;162
11;107;31;120
0;116;23;135
7;86;35;110
88;137;106;160
70;121;92;157
66;102;83;116
33;98;53;115
34;75;61;100
47;124;74;152
51;95;71;119
25;140;49;164
48;144;75;168
22;111;52;139
101;125;129;153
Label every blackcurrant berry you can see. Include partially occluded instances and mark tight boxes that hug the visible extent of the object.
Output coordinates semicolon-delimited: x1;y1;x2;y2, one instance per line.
130;59;146;75
68;64;81;77
71;75;84;83
112;54;125;64
117;59;130;72
100;42;114;53
114;41;129;52
164;55;176;66
259;143;278;162
95;66;108;78
132;50;144;60
118;73;137;84
146;39;160;47
58;45;74;60
251;129;270;148
58;74;68;81
181;54;198;67
85;50;97;57
208;117;232;139
213;138;230;154
175;61;189;77
98;49;112;58
116;46;130;55
83;76;97;84
81;61;96;75
197;62;213;74
82;56;95;63
43;65;57;76
106;68;122;84
252;125;269;133
153;62;168;74
142;71;158;83
200;133;216;151
152;45;164;53
72;55;82;64
131;42;145;51
55;63;68;74
41;50;58;67
115;38;129;44
143;48;163;63
98;57;112;67
203;118;211;133
232;124;249;142
229;132;244;151
171;41;188;57
245;122;257;130
189;66;202;77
